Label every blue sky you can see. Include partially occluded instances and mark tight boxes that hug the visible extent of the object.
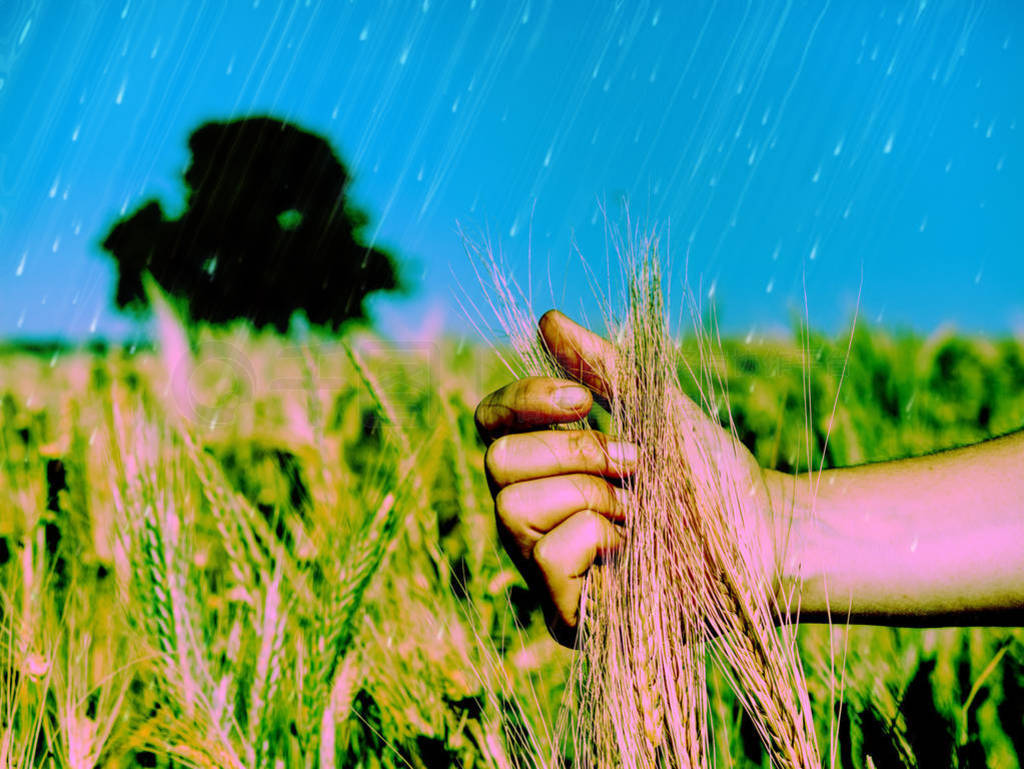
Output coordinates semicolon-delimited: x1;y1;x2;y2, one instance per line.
0;0;1021;344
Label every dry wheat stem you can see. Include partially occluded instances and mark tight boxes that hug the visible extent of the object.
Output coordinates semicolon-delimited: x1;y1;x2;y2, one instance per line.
473;224;822;769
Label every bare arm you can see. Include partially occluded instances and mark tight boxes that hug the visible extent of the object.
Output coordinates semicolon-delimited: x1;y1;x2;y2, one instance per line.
766;429;1024;626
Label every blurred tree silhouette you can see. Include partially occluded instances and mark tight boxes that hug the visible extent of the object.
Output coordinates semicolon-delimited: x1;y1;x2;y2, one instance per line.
101;116;401;332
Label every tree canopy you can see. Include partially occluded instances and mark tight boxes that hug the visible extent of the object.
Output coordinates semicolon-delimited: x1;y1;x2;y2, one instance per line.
102;116;401;332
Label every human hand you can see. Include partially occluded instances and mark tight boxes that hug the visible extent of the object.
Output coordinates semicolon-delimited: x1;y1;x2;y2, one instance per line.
476;310;776;646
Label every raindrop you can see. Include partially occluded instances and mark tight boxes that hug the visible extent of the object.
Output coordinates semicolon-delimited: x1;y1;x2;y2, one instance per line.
121;1;130;19
771;243;780;260
765;278;774;294
883;133;894;154
509;217;519;237
52;237;60;253
16;311;25;328
116;81;126;104
809;239;819;260
812;166;821;183
833;138;844;156
399;46;410;65
49;175;60;198
18;20;31;46
422;0;430;11
71;125;80;142
975;270;982;284
919;216;927;232
74;221;81;235
89;311;100;334
996;156;1005;172
543;145;552;167
359;24;369;41
761;106;771;125
944;159;952;173
151;38;160;58
226;56;235;75
331;104;339;120
747;148;756;165
651;7;660;26
16;252;26;276
451;97;459;113
707;278;717;299
985;121;994;139
521;3;530;23
416;166;424;182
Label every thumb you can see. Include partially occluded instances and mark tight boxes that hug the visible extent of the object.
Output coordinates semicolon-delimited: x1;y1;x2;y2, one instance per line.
538;310;618;402
539;308;707;426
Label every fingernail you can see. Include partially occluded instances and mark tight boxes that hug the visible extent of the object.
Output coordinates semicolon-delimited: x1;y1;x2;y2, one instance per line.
554;385;589;411
607;441;638;466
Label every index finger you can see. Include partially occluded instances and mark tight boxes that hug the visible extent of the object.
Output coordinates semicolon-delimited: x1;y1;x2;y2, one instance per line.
475;376;593;443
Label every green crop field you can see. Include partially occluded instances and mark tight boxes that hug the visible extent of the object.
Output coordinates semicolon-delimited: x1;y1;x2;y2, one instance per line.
1;317;1022;768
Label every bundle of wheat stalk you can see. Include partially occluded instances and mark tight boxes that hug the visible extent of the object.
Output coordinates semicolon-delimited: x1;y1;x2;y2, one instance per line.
470;226;824;769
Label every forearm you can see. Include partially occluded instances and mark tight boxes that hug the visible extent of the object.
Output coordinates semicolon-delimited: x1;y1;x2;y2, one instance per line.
765;429;1024;625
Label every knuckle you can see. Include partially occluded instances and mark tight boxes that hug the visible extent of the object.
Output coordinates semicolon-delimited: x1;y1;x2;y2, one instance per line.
568;431;606;468
582;474;615;510
473;398;489;434
484;435;510;481
532;536;555;569
493;485;518;524
577;510;602;541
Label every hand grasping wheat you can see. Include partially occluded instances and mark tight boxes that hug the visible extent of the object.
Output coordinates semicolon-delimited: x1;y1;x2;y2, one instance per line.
476;309;784;646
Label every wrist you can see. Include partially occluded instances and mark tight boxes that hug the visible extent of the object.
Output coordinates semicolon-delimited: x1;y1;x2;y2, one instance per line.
761;468;831;622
